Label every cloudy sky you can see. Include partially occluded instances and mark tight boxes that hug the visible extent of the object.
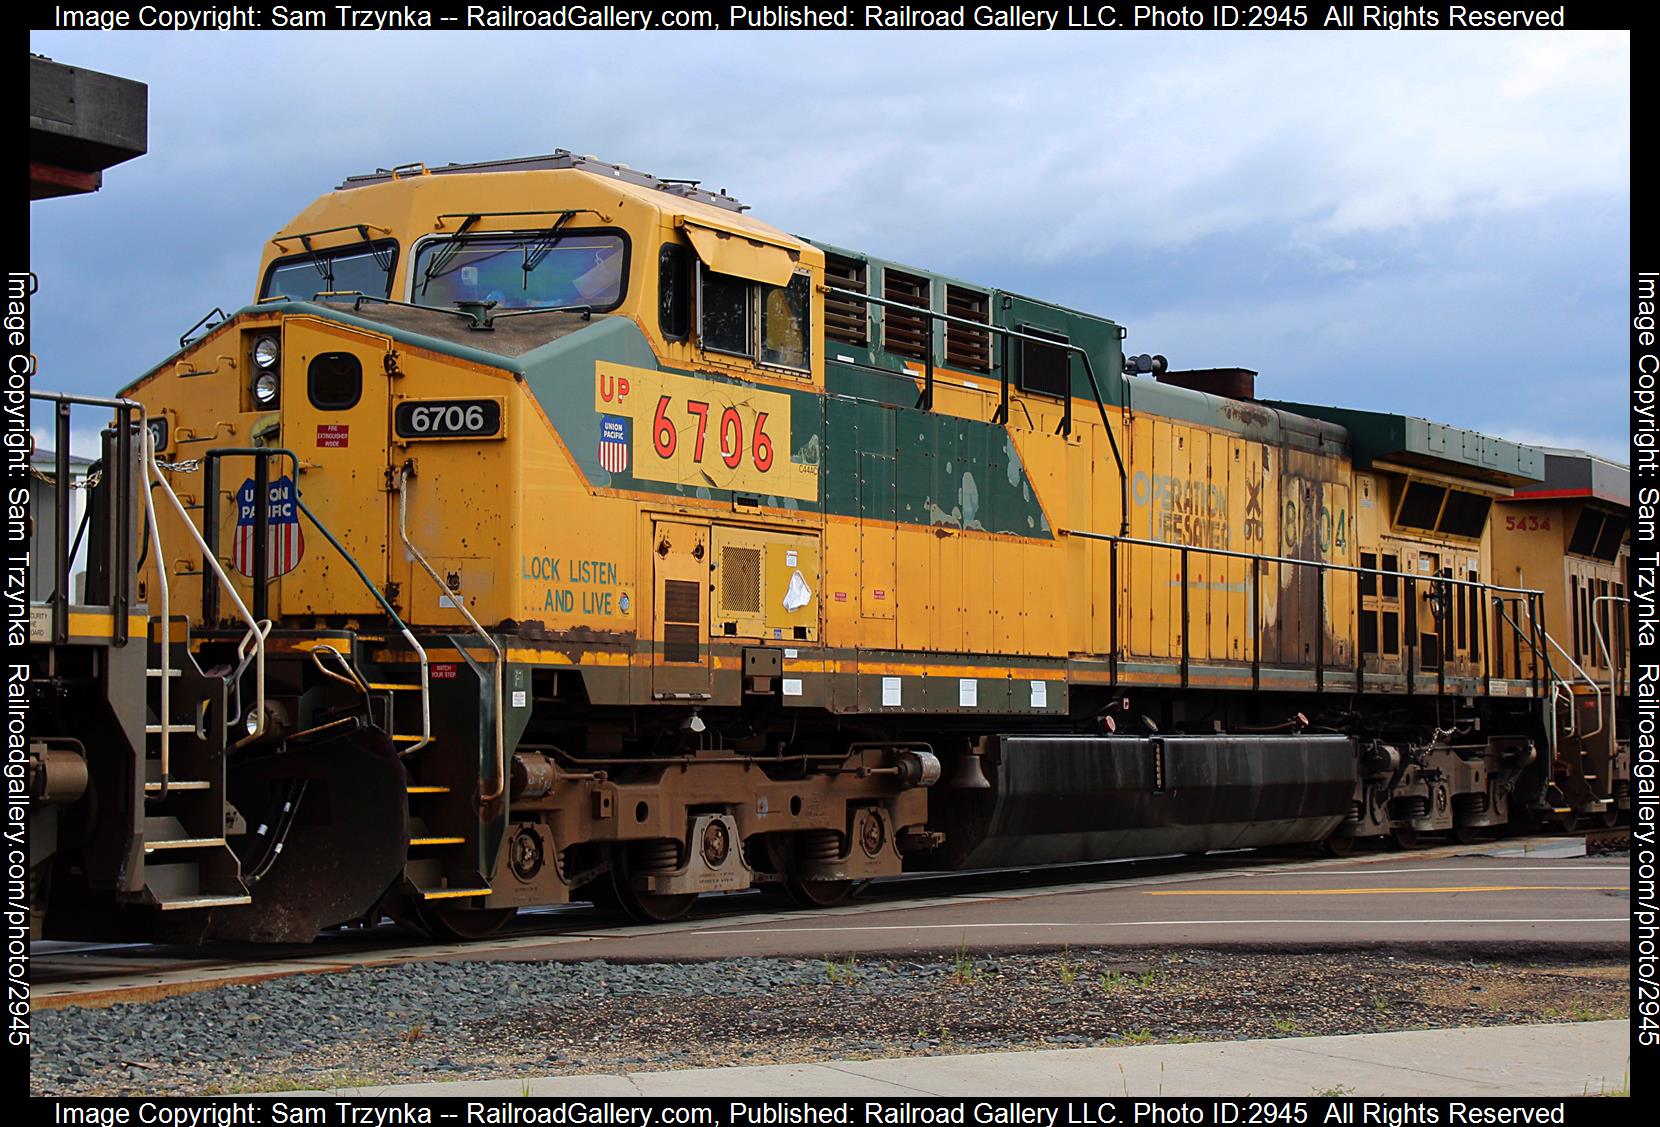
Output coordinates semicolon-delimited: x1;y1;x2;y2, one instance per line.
30;30;1630;460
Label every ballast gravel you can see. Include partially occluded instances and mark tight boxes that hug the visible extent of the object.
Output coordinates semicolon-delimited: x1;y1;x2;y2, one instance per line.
29;947;1627;1095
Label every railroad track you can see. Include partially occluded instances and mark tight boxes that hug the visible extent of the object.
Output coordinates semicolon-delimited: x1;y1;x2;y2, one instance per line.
29;832;1602;1011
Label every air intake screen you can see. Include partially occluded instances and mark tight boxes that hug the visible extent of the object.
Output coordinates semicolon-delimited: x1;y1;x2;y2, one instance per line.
662;579;702;663
720;546;762;614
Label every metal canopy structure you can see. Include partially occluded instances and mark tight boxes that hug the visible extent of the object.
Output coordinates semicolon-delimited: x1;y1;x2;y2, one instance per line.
29;54;148;200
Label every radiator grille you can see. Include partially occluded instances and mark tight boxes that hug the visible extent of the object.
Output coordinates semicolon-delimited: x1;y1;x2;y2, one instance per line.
944;285;990;371
882;269;930;360
824;255;868;346
663;579;701;624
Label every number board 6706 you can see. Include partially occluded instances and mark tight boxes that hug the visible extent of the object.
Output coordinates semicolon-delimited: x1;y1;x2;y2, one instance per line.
394;398;504;441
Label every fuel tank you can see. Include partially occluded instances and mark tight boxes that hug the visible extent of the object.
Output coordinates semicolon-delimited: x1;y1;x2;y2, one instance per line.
926;734;1357;869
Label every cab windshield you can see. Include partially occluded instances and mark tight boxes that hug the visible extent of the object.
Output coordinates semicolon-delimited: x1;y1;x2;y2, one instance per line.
262;242;398;301
412;232;627;312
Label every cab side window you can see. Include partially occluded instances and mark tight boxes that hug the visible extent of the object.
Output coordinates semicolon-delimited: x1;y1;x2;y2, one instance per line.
659;243;692;341
700;268;752;356
697;267;812;373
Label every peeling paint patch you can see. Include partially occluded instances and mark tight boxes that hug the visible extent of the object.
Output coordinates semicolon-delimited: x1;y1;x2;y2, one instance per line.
926;499;962;525
960;472;980;527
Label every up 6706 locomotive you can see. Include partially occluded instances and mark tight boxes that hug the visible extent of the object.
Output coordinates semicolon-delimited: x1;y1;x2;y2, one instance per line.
25;152;1630;942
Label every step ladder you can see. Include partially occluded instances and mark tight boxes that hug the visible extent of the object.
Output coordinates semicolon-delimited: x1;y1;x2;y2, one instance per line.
370;654;492;905
137;624;252;911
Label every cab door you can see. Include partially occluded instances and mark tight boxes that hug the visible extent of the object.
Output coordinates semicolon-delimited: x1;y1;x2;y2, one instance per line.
277;317;393;617
651;519;711;700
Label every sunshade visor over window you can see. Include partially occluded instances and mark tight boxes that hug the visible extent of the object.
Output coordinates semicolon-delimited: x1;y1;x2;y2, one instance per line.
680;219;800;287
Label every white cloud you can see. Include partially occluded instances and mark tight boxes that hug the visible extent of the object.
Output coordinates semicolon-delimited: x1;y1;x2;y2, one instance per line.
27;29;1629;456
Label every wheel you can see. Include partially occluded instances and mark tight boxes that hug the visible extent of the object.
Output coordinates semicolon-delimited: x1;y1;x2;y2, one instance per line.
1598;806;1620;829
1322;835;1356;856
411;903;517;942
769;833;857;910
1558;809;1580;834
608;843;698;924
1452;823;1484;845
781;871;856;909
1388;826;1421;850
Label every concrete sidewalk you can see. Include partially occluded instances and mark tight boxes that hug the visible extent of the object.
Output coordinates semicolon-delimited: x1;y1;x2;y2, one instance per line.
312;1021;1629;1097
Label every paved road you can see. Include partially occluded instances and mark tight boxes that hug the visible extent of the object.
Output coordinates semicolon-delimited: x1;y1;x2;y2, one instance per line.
478;835;1629;962
31;836;1627;1009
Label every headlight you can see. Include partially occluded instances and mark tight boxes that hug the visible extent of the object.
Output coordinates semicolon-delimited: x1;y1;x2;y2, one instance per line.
252;335;280;369
244;707;262;737
252;371;280;406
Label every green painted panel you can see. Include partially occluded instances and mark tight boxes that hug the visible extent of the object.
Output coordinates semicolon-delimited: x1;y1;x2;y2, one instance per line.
1262;401;1544;484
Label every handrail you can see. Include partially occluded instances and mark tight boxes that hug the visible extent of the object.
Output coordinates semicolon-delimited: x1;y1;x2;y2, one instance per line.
1063;528;1544;595
1589;594;1630;741
1491;597;1549;694
310;644;370;697
269;222;391;249
395;464;505;799
196;447;430;754
30;390;270;797
145;438;270;756
1514;598;1601;741
1062;525;1553;698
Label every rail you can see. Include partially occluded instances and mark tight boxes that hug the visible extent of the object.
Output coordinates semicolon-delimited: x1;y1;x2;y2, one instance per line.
1061;527;1547;695
1515;598;1604;743
395;463;505;799
1589;594;1631;741
195;447;430;753
825;285;1131;535
29;391;268;798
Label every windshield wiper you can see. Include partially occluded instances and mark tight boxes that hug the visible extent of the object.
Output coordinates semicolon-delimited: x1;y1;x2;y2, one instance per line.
521;212;575;281
419;214;482;296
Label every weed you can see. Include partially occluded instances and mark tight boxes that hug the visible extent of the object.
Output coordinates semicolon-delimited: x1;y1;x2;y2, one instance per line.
1100;967;1156;994
1057;948;1080;986
1271;1016;1299;1035
950;942;979;986
401;1024;425;1045
824;953;859;986
1313;1085;1355;1098
208;1070;386;1094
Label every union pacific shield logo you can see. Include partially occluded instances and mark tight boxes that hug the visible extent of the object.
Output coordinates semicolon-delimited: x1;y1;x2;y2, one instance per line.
232;475;305;579
598;414;630;474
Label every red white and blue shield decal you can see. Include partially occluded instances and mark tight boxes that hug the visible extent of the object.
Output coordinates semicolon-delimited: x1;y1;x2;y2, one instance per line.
233;475;305;579
598;414;630;474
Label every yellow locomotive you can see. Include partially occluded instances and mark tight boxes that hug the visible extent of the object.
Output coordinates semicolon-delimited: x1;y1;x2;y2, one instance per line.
24;153;1628;941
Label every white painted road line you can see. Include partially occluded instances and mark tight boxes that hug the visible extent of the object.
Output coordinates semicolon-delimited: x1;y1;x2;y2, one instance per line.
700;917;1630;935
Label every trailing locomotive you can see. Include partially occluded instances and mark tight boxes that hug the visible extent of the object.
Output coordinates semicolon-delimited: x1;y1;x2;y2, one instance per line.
24;152;1629;942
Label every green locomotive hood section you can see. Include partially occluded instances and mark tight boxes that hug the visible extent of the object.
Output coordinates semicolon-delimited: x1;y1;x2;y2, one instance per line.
821;386;1052;536
515;318;1052;538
